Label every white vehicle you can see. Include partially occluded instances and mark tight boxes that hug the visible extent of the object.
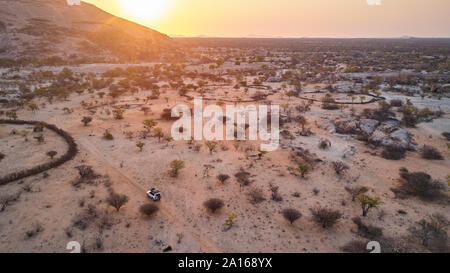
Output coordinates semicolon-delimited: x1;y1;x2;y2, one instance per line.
147;188;161;201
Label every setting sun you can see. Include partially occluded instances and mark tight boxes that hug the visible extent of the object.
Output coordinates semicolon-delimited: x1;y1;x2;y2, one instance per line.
120;0;168;20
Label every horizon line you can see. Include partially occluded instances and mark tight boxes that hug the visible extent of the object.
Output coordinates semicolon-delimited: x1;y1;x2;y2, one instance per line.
170;35;450;39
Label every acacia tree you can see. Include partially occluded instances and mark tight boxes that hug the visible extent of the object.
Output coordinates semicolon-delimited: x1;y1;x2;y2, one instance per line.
297;164;310;178
113;109;125;120
143;119;157;133
356;194;381;217
345;186;369;201
106;193;129;212
153;128;164;142
298;116;308;132
136;141;145;152
205;141;217;155
81;116;92;126
169;160;185;177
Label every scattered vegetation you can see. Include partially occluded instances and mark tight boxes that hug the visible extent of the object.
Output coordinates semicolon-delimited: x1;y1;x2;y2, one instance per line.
139;203;159;217
0;120;78;186
409;214;449;252
345;186;369;201
112;109;125;120
225;213;237;230
81;116;93;126
341;240;368;253
103;130;114;140
381;145;406;160
442;132;450;141
297;163;310;178
393;168;447;200
169;160;185;177
331;161;349;176
282;208;302;225
217;174;230;184
205;141;218;155
421;145;444;160
247;188;266;205
203;198;224;213
46;151;57;159
318;138;331;150
311;207;342;229
136;141;145;151
269;183;283;202
356;193;381;217
25;223;43;239
352;217;383;239
106;193;129;212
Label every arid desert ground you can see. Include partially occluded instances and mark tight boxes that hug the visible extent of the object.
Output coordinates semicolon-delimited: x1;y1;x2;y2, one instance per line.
0;1;449;254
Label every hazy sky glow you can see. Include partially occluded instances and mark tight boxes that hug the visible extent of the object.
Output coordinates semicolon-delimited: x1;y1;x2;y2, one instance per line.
82;0;450;38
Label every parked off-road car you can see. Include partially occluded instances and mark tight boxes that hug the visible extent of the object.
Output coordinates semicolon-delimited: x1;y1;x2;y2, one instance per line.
147;188;161;201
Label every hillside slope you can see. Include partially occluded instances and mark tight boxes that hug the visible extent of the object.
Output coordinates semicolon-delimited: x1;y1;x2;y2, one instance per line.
0;0;177;63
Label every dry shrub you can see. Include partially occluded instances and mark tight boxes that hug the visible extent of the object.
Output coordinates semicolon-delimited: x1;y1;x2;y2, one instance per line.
269;183;283;202
235;171;252;188
393;168;447;200
0;193;20;212
203;198;224;213
217;174;230;184
345;186;369;201
381;145;406;160
341;240;368;253
25;223;43;239
390;99;403;107
247;188;266;205
331;161;349;175
311;207;342;229
421;145;444;160
169;160;185;178
161;108;178;121
442;132;450;141
352;217;383;239
409;213;449;252
282;208;302;225
72;205;98;230
72;165;100;188
140;203;159;217
106;193;129;212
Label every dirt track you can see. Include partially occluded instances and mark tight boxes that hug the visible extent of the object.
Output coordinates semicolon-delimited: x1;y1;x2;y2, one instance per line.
78;139;221;253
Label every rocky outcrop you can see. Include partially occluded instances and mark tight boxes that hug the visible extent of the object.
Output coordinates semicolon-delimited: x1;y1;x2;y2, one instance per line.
333;118;416;150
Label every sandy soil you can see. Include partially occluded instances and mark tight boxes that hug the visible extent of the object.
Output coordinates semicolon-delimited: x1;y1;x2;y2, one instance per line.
0;65;449;253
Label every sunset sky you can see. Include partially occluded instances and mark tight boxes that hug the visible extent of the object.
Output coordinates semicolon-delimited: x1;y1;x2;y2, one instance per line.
82;0;450;38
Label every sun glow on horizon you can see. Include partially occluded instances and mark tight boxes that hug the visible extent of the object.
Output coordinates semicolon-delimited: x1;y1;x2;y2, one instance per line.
120;0;169;21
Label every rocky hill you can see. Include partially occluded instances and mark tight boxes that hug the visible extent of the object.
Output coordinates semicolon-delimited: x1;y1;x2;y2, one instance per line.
0;0;177;63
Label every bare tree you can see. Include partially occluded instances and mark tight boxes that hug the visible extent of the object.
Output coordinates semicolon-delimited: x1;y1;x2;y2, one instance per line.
106;193;129;212
332;161;349;176
282;208;302;225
